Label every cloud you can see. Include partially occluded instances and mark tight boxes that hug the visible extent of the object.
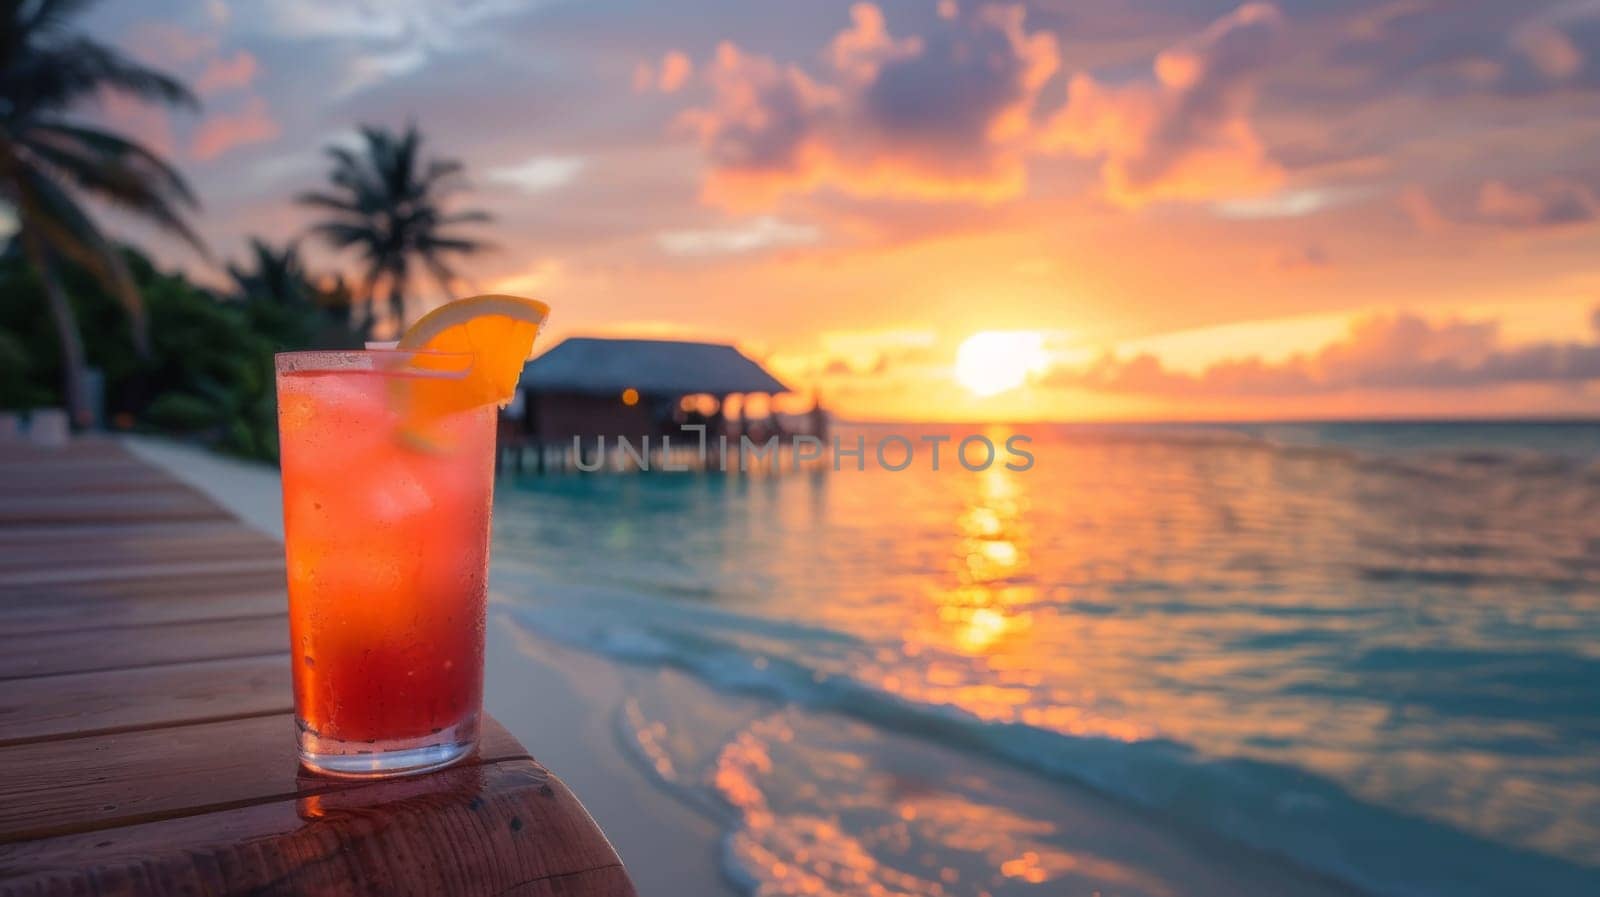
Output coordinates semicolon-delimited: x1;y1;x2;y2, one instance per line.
488;259;567;295
678;2;1059;208
671;2;1296;210
1400;179;1600;232
1050;309;1600;396
487;155;587;193
771;328;940;381
1039;3;1286;206
196;51;259;95
1213;186;1363;219
1476;178;1599;229
191;97;281;161
1336;1;1600;97
1398;184;1447;233
656;216;820;255
1275;243;1330;271
1514;22;1584;81
260;0;528;97
635;51;694;93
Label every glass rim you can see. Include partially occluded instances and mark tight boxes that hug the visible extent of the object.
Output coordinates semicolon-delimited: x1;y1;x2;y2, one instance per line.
274;348;475;375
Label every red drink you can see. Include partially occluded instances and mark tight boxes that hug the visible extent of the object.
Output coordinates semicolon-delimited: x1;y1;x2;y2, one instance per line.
276;350;496;777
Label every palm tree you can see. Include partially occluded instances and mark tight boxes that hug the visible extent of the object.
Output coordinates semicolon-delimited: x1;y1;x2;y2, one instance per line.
227;237;363;351
298;124;491;337
227;237;309;308
0;0;206;426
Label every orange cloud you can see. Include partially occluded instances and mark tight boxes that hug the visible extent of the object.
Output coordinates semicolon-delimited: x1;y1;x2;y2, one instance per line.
678;2;1058;209
658;50;693;92
635;50;694;93
1399;185;1447;233
1051;308;1600;396
190;97;280;160
1039;3;1285;206
196;51;259;95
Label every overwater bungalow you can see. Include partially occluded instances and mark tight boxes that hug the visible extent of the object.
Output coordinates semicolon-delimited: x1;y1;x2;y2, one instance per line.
504;336;821;471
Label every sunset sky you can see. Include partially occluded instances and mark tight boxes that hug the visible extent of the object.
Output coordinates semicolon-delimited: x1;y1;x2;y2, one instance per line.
79;0;1600;421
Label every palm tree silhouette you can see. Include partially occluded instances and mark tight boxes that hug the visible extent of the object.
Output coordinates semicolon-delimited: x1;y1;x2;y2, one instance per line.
298;124;491;337
0;0;206;426
228;238;310;308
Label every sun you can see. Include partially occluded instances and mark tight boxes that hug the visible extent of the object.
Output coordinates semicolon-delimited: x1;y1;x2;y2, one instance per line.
955;331;1048;397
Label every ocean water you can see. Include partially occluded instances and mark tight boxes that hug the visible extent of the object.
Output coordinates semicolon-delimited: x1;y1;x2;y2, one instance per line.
490;421;1600;897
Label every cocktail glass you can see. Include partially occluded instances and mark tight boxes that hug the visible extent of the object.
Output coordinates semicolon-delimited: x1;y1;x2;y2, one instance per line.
274;349;497;777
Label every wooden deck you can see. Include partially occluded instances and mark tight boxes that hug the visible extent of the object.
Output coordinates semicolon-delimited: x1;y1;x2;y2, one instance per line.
0;439;636;897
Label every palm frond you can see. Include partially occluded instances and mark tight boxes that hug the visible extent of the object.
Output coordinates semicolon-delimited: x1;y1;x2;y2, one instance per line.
23;0;103;36
439;209;492;225
419;235;492;254
22;122;207;255
14;163;148;352
29;120;197;205
302;123;497;329
6;38;197;118
295;190;362;214
308;220;380;250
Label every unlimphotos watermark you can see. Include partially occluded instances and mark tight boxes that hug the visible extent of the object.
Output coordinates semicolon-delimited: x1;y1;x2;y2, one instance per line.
569;426;1034;473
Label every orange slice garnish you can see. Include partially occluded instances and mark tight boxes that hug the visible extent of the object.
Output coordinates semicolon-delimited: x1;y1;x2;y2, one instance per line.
395;294;549;421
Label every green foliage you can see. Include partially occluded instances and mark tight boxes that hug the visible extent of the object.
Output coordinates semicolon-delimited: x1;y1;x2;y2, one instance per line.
0;242;359;461
0;328;52;407
144;392;216;431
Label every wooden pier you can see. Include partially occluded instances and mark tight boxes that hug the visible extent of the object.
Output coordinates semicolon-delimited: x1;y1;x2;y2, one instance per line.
0;439;635;897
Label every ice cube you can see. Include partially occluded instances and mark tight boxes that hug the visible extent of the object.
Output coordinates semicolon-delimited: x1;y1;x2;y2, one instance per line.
366;458;436;524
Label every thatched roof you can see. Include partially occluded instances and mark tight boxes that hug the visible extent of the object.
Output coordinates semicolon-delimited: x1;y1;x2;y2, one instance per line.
519;337;789;397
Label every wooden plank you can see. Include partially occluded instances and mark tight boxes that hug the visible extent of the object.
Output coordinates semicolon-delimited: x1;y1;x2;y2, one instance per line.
0;465;200;488
0;587;284;635
0;655;292;747
0;479;195;500
0;615;288;680
0;540;281;578
0;494;232;527
0;556;284;588
0;519;269;548
0;759;634;897
0;715;532;843
0;567;287;604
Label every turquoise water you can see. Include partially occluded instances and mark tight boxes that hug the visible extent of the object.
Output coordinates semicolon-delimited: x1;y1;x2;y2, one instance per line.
491;422;1600;897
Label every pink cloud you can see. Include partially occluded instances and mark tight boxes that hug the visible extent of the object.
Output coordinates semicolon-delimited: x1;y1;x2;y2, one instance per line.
678;2;1058;209
658;51;693;93
1399;185;1447;233
635;50;695;93
196;51;259;95
1476;179;1598;229
1512;23;1584;80
1050;309;1600;396
1399;179;1600;233
190;97;280;161
1039;3;1286;206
